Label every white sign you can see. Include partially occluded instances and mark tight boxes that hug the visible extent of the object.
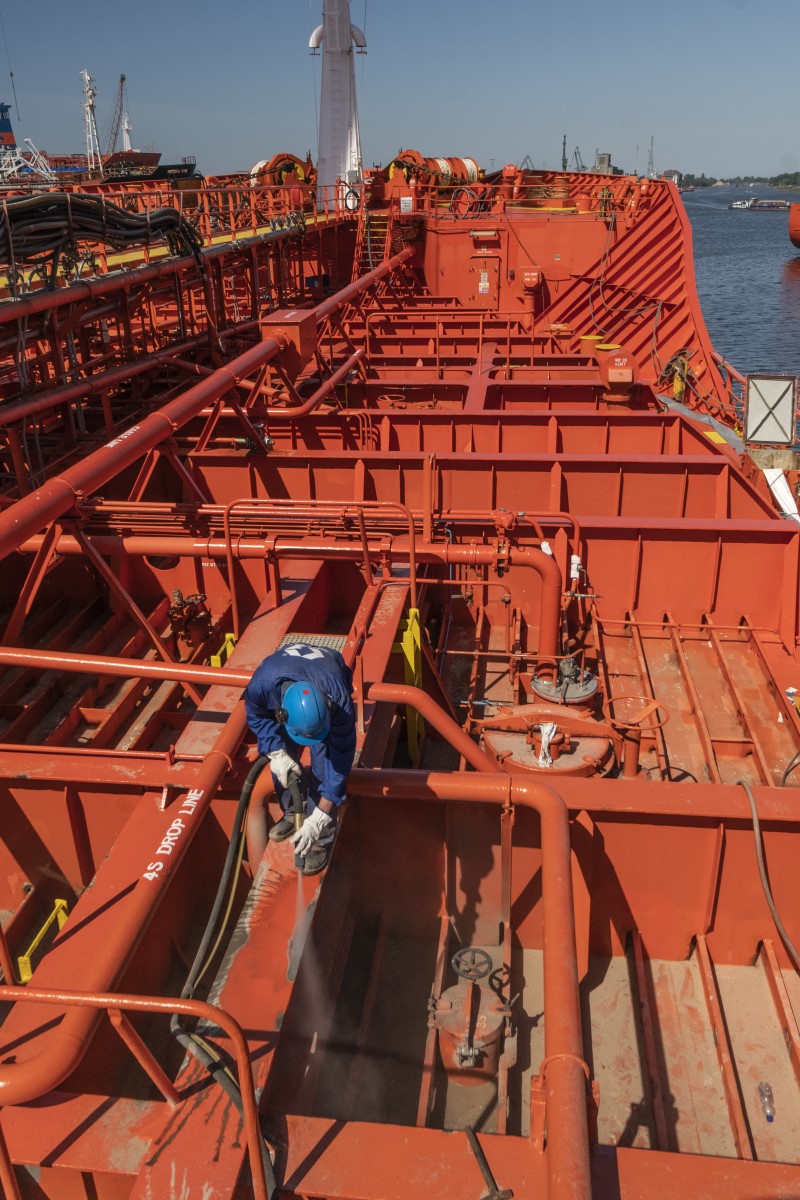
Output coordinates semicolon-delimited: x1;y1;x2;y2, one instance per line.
399;196;413;214
745;375;797;446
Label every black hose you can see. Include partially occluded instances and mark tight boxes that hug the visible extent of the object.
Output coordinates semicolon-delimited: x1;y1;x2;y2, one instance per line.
739;780;800;971
781;748;800;787
170;754;278;1197
178;752;268;1004
0;192;204;271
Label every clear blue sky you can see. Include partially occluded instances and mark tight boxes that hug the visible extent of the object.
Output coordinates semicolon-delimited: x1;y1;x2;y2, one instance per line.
2;0;798;178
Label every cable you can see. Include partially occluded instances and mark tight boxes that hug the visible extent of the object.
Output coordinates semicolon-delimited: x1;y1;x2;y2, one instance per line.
738;780;800;972
781;748;800;787
0;193;204;277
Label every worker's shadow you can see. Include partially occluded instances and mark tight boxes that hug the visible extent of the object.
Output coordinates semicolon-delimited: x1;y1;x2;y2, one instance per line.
447;802;501;948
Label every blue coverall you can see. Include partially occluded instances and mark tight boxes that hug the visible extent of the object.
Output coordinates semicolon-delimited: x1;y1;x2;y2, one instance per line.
244;644;356;838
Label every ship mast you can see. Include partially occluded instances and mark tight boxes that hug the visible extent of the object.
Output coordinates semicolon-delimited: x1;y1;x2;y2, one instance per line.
80;69;102;174
309;0;366;201
122;111;132;153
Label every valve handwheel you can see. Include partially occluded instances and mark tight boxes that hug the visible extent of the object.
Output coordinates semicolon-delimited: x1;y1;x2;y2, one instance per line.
452;947;493;981
602;694;670;731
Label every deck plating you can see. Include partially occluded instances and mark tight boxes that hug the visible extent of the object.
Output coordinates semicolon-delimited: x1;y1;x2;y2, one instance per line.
0;166;797;1200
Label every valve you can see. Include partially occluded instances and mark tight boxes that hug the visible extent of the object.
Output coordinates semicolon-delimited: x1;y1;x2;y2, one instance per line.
169;589;212;649
433;947;505;1084
452;947;492;982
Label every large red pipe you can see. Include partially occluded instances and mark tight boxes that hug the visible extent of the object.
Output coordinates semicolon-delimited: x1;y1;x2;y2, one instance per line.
0;334;243;429
0;251;413;562
0;335;285;560
0;701;249;1106
368;682;497;773
0;224;300;324
264;347;364;417
0;986;271;1200
17;534;561;659
347;768;591;1200
0;645;249;689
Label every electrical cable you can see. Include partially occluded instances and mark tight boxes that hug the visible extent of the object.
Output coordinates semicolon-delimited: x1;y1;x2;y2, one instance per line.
738;780;800;972
0;192;204;276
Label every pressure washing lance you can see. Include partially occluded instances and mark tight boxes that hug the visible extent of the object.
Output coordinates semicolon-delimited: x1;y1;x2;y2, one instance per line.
288;765;307;870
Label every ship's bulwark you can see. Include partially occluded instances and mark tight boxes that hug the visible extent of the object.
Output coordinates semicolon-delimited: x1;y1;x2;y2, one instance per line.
0;166;798;1199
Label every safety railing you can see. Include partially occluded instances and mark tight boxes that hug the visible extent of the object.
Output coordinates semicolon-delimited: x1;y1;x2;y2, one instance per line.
0;984;272;1200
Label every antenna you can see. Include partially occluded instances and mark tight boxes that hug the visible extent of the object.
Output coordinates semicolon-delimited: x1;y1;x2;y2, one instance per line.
80;69;102;175
561;134;567;172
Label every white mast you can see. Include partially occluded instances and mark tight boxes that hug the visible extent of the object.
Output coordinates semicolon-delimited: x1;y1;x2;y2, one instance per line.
309;1;366;199
122;112;132;153
80;69;102;174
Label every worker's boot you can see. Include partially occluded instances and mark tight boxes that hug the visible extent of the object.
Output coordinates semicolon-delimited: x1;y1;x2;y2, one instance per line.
299;841;331;875
268;814;296;842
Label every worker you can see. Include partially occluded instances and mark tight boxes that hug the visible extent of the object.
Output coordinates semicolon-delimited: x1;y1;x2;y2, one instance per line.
244;642;356;875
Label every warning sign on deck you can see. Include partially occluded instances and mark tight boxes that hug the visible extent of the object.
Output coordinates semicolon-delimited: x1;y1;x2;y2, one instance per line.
744;374;797;446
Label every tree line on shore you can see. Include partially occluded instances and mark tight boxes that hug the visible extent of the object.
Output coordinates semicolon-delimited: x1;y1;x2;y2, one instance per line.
682;171;800;188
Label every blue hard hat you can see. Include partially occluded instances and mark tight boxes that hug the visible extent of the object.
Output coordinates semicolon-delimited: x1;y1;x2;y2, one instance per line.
281;681;331;745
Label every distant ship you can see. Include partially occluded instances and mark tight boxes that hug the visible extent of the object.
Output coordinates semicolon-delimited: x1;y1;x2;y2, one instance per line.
0;73;200;186
729;196;790;211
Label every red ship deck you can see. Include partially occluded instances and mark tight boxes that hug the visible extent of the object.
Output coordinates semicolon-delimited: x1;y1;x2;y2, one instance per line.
0;171;798;1200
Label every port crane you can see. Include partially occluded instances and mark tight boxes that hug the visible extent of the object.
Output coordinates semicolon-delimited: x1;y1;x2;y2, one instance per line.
570;146;586;171
105;74;127;156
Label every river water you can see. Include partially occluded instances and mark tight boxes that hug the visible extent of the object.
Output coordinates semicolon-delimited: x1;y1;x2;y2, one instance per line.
684;185;800;378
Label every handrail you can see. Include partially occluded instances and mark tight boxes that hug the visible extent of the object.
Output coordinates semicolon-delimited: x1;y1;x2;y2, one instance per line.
0;984;272;1200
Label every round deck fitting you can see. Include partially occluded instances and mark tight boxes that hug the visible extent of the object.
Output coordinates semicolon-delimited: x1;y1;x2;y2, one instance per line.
531;671;598;705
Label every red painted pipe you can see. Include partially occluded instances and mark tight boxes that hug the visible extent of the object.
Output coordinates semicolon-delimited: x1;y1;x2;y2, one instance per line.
434;542;561;660
0;645;250;689
0;334;237;430
0;224;299;324
312;248;413;321
0;1119;21;1200
0;702;248;1106
368;682;497;773
346;768;591;1200
0;333;287;561
264;347;364;417
0;251;414;563
0;986;270;1200
18;533;561;661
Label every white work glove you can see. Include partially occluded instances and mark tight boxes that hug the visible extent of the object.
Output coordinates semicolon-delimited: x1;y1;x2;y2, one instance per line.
291;806;333;856
268;749;301;788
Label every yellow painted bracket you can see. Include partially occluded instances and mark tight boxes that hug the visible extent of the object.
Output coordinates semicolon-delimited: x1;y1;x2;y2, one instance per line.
18;898;69;983
210;633;237;669
400;608;424;765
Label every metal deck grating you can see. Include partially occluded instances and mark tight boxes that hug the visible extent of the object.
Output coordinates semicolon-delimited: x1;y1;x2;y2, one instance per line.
278;633;347;652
